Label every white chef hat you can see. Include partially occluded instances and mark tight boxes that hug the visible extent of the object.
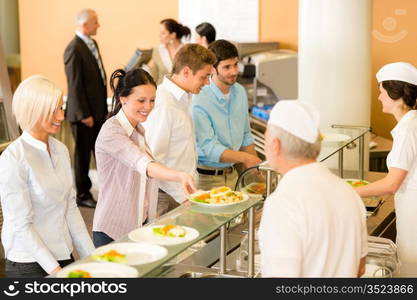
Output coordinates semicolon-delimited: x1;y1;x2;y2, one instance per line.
268;100;320;144
376;62;417;85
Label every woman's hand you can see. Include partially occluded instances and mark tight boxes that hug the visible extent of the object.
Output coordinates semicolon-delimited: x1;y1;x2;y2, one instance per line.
177;172;197;196
147;163;197;196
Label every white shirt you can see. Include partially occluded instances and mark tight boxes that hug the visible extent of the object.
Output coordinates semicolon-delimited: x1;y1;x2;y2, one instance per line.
386;110;417;265
93;109;158;240
387;110;417;192
158;44;173;74
143;76;197;202
0;132;94;273
258;162;368;277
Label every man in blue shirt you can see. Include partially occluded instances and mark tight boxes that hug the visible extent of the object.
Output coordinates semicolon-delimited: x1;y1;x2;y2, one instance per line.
192;40;261;190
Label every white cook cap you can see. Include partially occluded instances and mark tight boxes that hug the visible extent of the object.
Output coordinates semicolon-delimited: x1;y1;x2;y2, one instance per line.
268;100;320;143
376;62;417;85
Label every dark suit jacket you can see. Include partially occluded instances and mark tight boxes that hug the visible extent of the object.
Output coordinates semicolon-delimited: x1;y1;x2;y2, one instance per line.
64;36;107;123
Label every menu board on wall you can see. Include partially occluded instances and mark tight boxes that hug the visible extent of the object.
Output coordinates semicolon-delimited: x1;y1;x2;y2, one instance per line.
179;0;259;43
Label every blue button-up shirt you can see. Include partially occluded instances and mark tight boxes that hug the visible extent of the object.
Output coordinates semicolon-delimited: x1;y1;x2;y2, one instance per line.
192;80;254;168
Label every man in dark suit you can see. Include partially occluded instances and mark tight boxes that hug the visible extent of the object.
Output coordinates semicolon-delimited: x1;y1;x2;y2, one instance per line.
64;9;107;208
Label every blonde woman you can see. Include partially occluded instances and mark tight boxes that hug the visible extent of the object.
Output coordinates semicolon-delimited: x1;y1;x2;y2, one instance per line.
0;75;94;277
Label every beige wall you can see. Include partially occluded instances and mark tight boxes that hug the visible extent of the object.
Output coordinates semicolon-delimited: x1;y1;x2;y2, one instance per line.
19;0;178;93
19;0;295;94
19;0;417;138
259;0;298;50
371;0;417;138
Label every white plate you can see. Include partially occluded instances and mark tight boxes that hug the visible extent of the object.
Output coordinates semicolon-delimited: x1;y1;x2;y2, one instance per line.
128;225;199;246
189;193;250;208
322;133;351;142
90;242;167;265
57;262;138;278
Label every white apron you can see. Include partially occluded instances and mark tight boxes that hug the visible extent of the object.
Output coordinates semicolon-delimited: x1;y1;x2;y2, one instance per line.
386;110;417;275
394;189;417;275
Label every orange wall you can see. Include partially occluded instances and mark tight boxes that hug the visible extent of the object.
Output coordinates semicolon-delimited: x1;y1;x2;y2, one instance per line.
259;0;298;50
371;0;417;138
19;0;417;138
19;0;297;95
19;0;178;93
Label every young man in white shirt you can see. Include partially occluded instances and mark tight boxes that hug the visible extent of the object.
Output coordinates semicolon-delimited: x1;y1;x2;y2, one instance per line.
258;100;368;277
143;44;216;216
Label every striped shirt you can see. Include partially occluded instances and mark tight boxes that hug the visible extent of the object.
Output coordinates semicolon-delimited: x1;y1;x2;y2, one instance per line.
93;109;159;240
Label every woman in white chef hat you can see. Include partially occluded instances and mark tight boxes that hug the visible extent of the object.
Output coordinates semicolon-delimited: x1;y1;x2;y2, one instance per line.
356;62;417;273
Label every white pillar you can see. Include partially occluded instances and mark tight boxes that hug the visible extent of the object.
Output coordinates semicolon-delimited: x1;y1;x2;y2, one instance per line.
298;0;371;129
298;0;372;173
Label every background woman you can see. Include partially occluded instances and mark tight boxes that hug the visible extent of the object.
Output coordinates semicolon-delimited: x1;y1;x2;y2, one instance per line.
356;62;417;274
0;75;94;277
92;68;196;247
195;22;216;48
148;18;191;85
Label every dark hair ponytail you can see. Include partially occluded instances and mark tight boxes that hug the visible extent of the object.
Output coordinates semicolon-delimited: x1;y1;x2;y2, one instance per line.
161;18;191;40
382;80;417;109
196;22;216;44
108;68;156;119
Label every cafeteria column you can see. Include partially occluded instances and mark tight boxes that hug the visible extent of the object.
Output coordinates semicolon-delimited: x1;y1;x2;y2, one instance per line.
298;0;372;174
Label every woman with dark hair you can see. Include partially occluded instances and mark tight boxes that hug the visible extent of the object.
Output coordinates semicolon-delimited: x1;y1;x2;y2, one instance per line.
195;22;216;48
355;62;417;272
148;18;191;85
92;68;196;247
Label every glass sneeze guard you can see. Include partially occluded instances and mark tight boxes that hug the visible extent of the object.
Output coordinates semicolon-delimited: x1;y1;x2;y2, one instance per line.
319;126;369;162
66;197;263;277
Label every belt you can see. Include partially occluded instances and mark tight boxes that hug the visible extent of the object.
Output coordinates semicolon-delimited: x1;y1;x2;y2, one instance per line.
197;166;233;176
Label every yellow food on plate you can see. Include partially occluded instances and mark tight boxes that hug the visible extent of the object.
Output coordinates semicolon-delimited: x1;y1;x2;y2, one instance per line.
91;249;126;263
210;186;232;197
153;225;186;237
67;270;91;278
190;187;245;205
209;190;244;204
345;179;369;187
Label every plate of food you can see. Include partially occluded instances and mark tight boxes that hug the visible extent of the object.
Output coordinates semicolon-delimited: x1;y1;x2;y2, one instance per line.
345;179;383;213
128;224;199;246
322;133;351;143
240;182;266;199
57;262;138;278
344;178;370;187
90;242;167;265
189;186;250;207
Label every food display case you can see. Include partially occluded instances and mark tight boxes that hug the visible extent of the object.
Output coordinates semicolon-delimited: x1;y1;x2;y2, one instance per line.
57;123;402;278
55;196;264;278
55;121;403;278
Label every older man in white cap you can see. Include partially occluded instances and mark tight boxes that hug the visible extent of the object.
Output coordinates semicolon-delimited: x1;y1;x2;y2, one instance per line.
258;100;368;277
356;62;417;274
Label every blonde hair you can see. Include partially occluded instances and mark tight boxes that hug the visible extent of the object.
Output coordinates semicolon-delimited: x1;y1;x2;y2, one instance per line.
12;75;63;131
172;43;217;75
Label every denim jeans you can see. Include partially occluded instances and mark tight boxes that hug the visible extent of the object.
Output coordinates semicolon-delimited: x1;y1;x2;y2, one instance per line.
5;256;74;278
93;231;114;248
